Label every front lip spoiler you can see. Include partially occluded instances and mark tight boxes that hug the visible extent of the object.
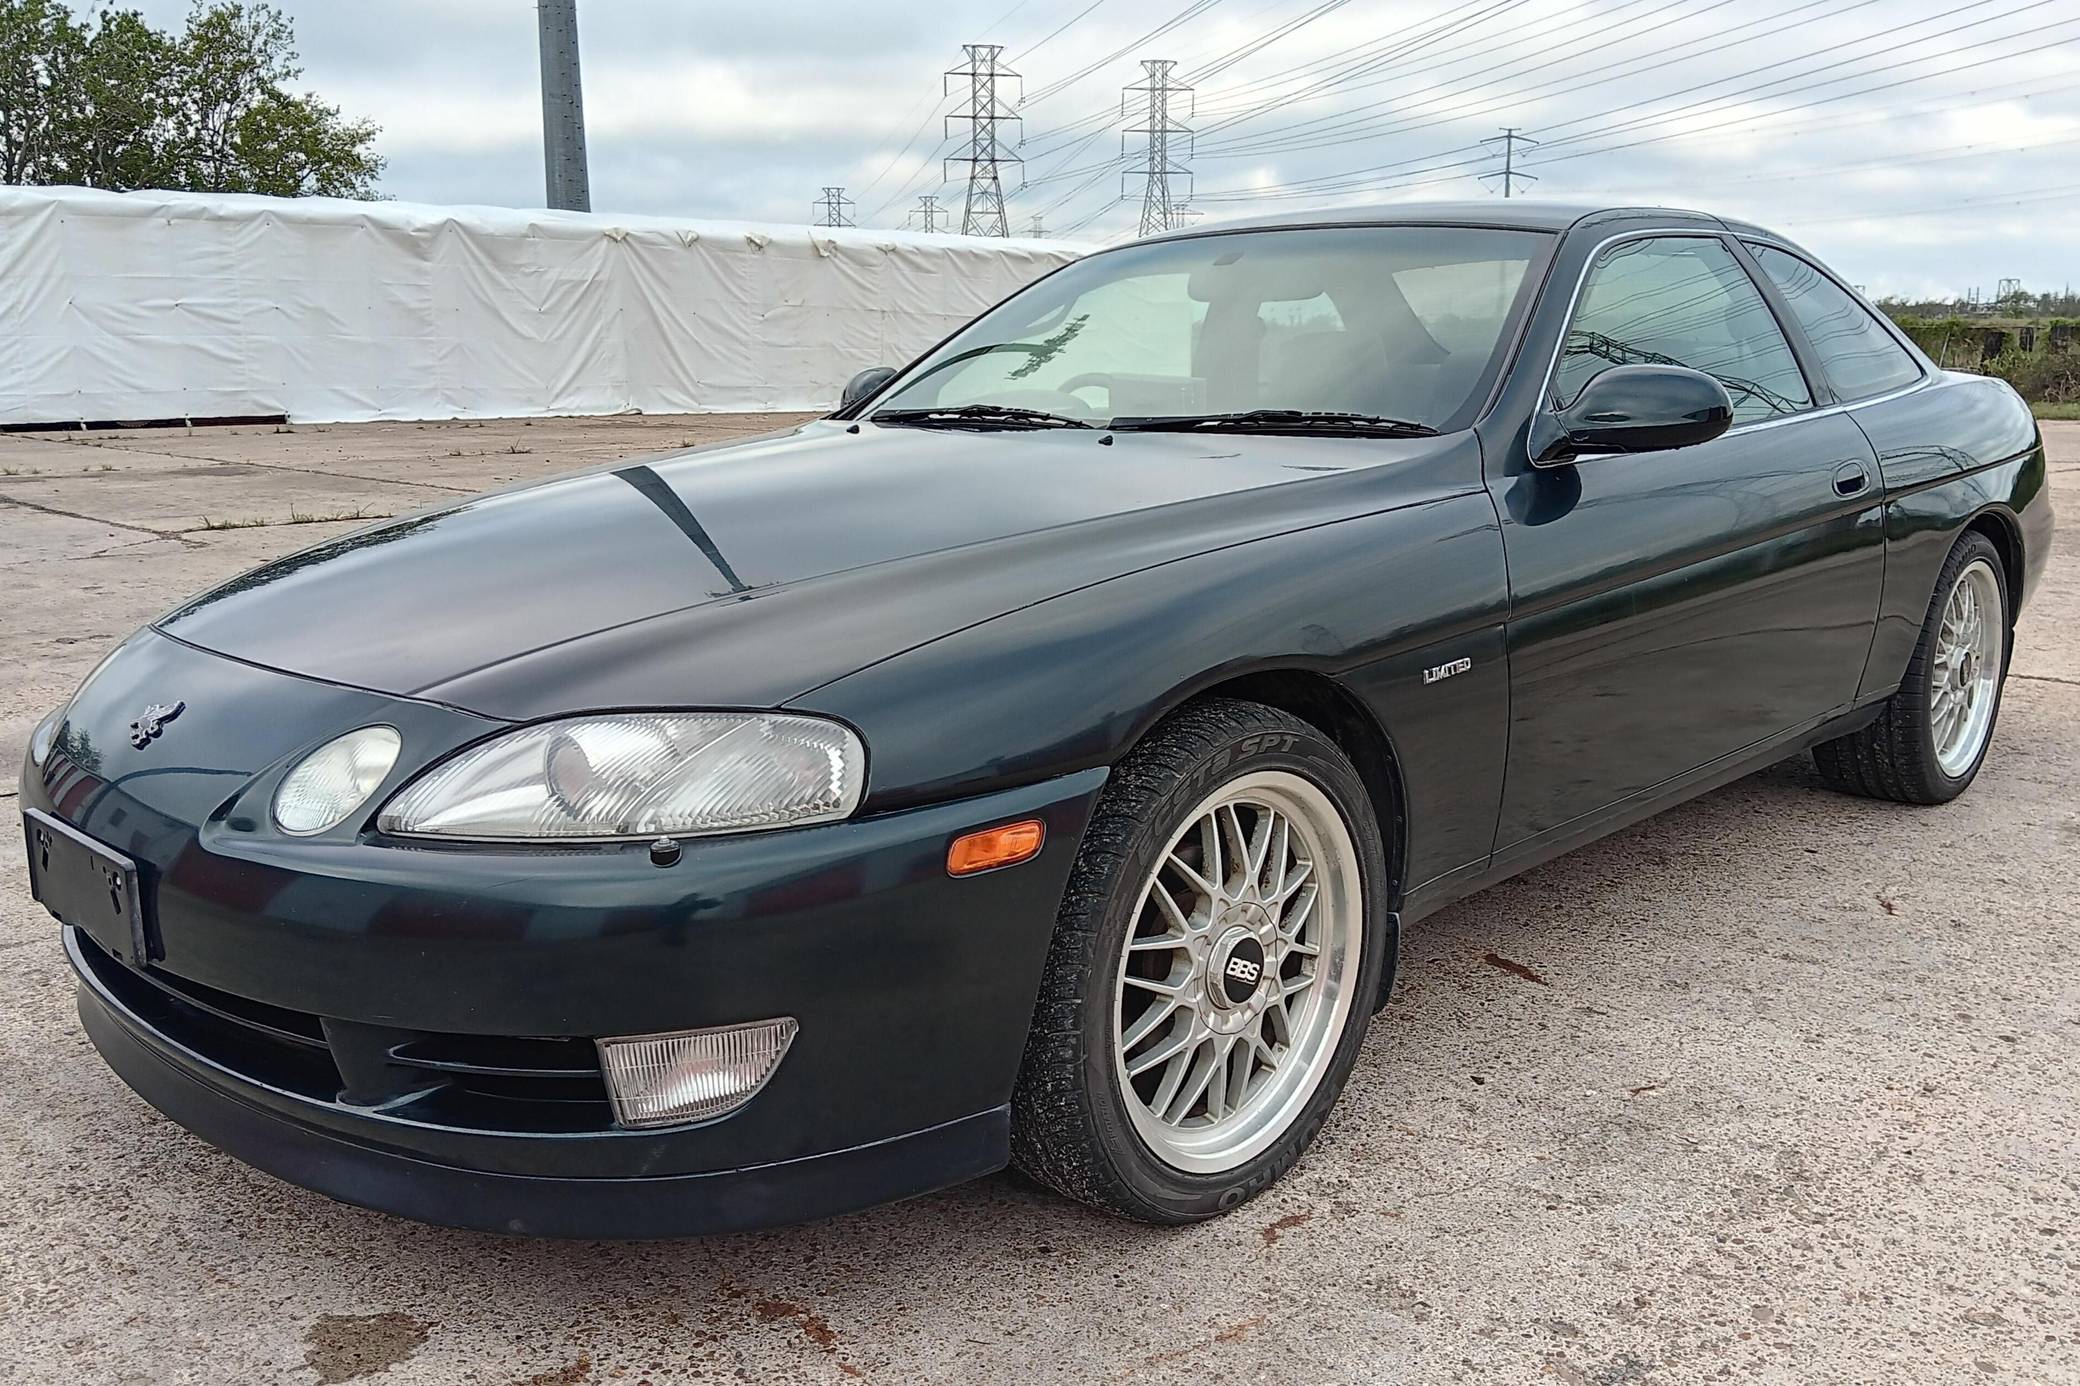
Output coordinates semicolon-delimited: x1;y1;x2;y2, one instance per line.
70;931;1009;1239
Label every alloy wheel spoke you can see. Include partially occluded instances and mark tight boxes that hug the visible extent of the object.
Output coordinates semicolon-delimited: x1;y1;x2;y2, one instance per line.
1223;1035;1253;1114
1243;807;1278;892
1127;1021;1198;1079
1121;996;1181;1051
1264;815;1293;898
1217;805;1250;896
1123;971;1189;999
1166;1042;1224;1124
1148;1033;1203;1119
1147;877;1196;934
1271;856;1313;908
1165;847;1218;905
1280;880;1320;939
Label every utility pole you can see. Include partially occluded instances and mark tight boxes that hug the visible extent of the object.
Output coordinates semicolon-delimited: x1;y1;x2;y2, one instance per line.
1124;59;1194;237
813;187;857;228
910;194;947;234
1480;127;1538;199
945;44;1022;236
536;0;591;211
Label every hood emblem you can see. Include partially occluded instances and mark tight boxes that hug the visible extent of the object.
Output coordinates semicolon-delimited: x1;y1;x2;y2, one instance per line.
129;700;186;749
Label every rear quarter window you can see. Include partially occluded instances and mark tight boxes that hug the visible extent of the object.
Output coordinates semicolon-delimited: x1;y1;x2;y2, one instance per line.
1749;245;1923;401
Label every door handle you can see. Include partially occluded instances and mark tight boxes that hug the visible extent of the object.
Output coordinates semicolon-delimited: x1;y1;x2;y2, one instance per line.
1833;462;1871;498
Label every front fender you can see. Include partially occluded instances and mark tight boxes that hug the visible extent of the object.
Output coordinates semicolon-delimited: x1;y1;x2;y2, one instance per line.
792;493;1513;893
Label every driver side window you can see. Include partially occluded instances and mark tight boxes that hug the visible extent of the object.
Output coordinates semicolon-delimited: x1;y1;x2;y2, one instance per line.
1557;236;1812;426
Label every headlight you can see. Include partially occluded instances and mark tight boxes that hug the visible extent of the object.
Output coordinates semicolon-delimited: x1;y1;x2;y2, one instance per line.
274;727;403;835
28;710;61;768
376;712;865;842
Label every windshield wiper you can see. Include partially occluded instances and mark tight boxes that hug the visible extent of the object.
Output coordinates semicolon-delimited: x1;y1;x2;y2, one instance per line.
871;404;1093;430
1107;409;1440;438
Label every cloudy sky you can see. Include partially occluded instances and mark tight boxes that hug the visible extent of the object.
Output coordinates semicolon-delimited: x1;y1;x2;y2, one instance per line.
127;0;2080;299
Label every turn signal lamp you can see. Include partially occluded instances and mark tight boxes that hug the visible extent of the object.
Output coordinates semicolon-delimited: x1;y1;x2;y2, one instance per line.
596;1019;798;1128
947;819;1046;876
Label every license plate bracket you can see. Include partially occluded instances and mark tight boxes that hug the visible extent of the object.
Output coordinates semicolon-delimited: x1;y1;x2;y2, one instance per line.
22;808;151;964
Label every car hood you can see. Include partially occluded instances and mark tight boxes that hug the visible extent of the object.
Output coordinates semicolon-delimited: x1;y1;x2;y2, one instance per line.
159;419;1462;719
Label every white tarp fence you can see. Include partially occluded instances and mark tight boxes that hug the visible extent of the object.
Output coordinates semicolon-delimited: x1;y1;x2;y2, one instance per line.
0;187;1083;426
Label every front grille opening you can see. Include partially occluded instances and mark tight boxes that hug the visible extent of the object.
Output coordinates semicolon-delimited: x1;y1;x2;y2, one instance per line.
74;931;614;1134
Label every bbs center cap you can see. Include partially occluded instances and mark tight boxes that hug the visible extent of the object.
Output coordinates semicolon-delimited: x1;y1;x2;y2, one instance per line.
1210;927;1269;1009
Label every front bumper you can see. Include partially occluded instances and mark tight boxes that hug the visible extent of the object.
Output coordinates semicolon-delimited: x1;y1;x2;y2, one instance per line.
71;927;1010;1237
26;629;1109;1236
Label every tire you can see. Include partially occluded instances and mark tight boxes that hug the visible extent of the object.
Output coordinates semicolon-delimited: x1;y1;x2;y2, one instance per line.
1813;530;2010;804
1010;697;1390;1223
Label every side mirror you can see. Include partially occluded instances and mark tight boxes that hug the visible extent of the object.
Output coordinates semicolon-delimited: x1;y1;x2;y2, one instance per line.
840;366;898;412
1532;363;1734;465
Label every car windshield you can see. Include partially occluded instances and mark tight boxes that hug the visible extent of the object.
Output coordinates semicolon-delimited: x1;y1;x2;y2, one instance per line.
870;224;1550;433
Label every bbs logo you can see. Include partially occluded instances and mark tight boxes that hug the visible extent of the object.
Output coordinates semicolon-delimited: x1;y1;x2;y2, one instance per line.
1225;956;1261;985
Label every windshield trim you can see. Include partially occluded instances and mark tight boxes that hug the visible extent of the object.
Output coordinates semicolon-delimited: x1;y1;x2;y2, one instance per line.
832;223;1561;433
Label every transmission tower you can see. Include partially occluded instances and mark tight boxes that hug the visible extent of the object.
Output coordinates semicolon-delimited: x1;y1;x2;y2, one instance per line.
812;187;856;228
1123;60;1194;237
910;194;947;234
1480;127;1539;199
945;44;1022;236
1028;214;1046;237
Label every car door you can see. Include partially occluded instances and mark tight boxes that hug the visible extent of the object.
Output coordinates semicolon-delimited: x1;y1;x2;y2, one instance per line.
1486;231;1885;856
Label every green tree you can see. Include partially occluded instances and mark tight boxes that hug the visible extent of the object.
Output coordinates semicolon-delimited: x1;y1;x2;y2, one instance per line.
54;8;179;189
0;0;84;184
0;0;381;197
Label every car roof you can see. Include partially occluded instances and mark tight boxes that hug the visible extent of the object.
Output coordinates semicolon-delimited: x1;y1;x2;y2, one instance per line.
1138;200;1734;239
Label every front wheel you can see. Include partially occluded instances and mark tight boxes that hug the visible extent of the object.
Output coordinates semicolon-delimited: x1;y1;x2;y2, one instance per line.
1813;530;2010;804
1010;698;1389;1223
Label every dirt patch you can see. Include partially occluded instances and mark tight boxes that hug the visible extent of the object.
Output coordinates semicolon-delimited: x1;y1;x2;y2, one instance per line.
753;1299;858;1374
302;1312;432;1383
1481;952;1550;986
512;1356;592;1386
1260;1208;1314;1245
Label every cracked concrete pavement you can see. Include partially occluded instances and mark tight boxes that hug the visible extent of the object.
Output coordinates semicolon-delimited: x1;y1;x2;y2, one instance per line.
2;417;2075;1385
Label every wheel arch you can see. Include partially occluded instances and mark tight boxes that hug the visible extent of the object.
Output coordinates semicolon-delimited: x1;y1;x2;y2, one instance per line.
1963;506;2025;619
1171;667;1410;906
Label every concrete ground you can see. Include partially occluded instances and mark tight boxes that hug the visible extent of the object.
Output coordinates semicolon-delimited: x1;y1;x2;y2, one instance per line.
1;416;2075;1386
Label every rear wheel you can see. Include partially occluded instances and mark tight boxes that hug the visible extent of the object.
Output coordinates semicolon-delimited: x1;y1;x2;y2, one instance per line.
1011;698;1389;1223
1813;530;2009;804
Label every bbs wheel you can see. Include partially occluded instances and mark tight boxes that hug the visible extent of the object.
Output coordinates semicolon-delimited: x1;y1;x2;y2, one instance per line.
1011;697;1389;1223
1813;529;2010;804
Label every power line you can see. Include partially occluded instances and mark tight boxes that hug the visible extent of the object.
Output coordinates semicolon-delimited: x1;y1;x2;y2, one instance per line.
1480;127;1538;198
1016;0;1111;62
1023;0;1225;107
946;44;1024;237
1195;0;1836;156
812;187;856;227
1187;2;2076;203
1784;181;2080;226
1124;59;1196;236
1208;0;2057;169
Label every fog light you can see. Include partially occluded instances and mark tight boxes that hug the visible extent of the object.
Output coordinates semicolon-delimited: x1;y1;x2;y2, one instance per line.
596;1018;798;1128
